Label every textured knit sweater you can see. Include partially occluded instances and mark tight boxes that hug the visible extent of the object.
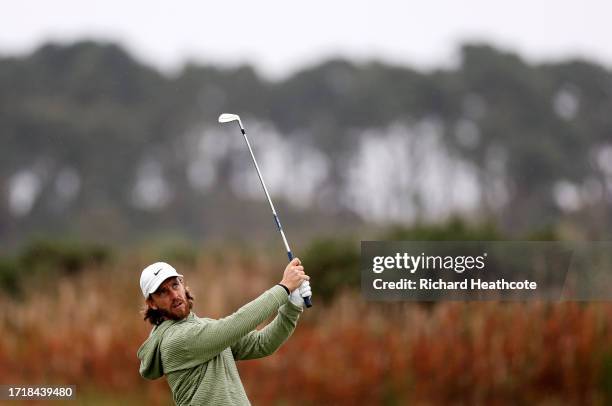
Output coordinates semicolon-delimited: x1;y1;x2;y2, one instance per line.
137;285;302;405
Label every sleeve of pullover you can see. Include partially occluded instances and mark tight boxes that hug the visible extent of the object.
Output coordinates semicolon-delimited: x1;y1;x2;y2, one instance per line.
161;285;289;370
231;301;303;360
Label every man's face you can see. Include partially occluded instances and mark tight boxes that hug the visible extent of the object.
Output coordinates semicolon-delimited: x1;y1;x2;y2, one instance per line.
147;277;190;321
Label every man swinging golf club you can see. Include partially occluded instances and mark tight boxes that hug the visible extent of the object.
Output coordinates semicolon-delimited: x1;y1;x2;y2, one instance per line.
139;112;312;404
137;259;311;405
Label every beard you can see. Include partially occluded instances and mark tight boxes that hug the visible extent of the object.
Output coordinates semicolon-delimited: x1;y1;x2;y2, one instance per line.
158;298;190;320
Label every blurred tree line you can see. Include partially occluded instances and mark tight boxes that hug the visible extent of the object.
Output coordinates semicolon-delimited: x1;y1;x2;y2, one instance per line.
1;41;611;246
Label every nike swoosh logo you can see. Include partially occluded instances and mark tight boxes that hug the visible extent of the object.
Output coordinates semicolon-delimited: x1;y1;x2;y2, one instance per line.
153;268;162;276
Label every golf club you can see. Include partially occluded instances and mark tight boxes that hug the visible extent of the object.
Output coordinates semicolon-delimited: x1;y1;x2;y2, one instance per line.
218;113;313;308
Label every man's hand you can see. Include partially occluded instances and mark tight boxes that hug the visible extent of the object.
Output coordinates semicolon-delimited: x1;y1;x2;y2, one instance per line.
280;258;309;292
289;280;312;307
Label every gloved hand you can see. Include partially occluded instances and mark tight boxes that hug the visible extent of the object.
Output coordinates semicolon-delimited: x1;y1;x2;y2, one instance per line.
289;280;312;307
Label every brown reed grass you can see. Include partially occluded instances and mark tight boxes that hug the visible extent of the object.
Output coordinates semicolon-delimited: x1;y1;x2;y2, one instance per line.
1;254;611;405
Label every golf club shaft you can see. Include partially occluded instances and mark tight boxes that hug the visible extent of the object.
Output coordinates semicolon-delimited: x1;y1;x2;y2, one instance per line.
240;128;313;308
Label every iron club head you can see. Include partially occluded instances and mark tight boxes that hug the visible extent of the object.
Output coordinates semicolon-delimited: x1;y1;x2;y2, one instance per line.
218;113;244;130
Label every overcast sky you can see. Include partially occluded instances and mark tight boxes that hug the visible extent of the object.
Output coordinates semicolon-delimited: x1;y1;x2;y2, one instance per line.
1;0;610;79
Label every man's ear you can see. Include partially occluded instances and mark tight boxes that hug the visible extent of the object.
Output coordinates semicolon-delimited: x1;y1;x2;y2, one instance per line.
146;296;158;310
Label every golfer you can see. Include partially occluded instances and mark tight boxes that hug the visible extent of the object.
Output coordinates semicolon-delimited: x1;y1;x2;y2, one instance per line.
137;258;311;405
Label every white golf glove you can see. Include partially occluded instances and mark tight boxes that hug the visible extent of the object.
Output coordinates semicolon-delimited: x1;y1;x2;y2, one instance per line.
289;280;312;307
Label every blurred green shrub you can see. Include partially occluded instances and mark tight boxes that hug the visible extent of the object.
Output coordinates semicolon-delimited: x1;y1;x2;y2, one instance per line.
301;238;360;303
20;239;112;274
601;350;612;404
154;240;198;267
0;257;21;296
523;225;559;241
0;238;113;294
383;217;502;241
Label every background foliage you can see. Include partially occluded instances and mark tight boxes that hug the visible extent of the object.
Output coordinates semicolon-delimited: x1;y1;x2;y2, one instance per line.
2;42;612;247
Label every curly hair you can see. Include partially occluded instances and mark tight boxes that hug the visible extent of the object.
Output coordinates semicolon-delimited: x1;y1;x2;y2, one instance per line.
142;280;195;326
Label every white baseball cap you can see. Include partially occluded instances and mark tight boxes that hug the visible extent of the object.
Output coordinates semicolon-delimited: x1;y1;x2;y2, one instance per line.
140;262;183;298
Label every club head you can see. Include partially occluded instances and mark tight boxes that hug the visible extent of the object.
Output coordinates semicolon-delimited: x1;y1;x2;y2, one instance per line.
218;113;243;130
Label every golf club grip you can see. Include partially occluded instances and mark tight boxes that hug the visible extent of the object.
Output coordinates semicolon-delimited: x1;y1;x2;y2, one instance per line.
287;251;313;308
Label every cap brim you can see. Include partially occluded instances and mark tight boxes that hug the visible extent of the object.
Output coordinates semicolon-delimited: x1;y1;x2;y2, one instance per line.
147;269;184;297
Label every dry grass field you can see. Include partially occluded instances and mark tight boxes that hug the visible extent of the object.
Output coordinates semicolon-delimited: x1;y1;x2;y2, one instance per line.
2;252;612;405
